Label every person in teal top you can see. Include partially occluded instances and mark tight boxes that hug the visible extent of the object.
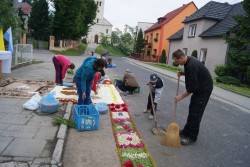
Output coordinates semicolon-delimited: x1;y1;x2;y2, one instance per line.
74;57;106;105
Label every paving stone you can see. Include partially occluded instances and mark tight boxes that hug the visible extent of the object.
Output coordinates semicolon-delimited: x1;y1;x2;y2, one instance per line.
2;125;39;139
0;98;22;105
0;136;14;154
35;126;58;140
0;105;22;114
0;113;32;125
33;158;50;165
0;156;12;163
0;124;9;130
13;157;33;163
27;116;53;127
0;162;28;167
2;138;46;157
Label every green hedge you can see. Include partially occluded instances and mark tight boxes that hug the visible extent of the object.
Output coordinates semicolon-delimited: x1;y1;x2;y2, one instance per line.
216;76;240;86
215;65;228;77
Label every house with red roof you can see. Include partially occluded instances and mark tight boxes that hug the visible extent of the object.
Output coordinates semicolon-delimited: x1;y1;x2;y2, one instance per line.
144;2;197;62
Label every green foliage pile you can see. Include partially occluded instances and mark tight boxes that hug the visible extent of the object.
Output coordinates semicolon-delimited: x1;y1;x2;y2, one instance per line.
172;61;179;67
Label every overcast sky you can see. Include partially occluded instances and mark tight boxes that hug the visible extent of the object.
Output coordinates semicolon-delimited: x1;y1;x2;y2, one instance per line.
104;0;243;30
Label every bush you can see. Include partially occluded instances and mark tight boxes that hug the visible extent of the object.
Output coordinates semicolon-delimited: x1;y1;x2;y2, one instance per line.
247;66;250;84
215;65;228;77
191;50;198;58
160;49;166;64
172;61;179;67
216;76;240;86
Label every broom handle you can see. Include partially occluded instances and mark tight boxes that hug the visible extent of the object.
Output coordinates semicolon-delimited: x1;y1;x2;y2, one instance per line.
174;76;180;122
148;84;157;128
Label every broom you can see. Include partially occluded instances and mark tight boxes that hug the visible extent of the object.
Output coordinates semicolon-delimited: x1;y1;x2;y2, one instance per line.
148;85;165;136
161;76;181;147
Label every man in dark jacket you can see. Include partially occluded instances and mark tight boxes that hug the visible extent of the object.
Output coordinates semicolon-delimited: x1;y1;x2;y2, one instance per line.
172;49;213;146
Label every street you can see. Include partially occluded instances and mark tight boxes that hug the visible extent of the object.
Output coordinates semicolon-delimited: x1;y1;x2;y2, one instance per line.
108;57;250;167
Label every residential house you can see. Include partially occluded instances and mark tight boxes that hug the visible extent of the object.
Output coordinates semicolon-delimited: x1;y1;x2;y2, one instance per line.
87;0;112;44
168;1;245;76
144;2;197;62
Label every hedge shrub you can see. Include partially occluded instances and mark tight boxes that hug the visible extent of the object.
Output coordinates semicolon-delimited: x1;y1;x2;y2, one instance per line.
215;65;228;77
216;76;240;86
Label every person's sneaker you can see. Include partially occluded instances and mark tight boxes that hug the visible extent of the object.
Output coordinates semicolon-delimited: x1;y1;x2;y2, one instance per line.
123;91;129;96
181;137;195;146
148;115;154;120
143;109;149;113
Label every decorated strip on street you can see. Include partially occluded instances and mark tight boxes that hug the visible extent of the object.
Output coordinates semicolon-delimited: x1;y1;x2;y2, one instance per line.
108;102;156;167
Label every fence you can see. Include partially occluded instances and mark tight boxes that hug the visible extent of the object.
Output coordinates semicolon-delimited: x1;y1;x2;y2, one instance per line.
12;44;33;67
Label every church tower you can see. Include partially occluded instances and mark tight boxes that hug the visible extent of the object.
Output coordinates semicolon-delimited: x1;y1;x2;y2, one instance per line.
87;0;112;44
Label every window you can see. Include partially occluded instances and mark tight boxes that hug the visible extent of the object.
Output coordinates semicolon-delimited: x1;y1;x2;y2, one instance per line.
199;49;207;64
99;2;102;6
183;48;188;55
106;29;108;34
97;18;99;23
153;49;157;55
188;24;197;37
154;33;159;42
96;1;98;5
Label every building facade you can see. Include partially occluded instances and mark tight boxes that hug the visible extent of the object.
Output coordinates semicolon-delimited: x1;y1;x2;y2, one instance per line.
168;1;245;76
87;0;112;44
144;2;197;62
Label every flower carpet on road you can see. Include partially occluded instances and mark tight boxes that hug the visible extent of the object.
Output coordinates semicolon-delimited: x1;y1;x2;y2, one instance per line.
109;103;156;167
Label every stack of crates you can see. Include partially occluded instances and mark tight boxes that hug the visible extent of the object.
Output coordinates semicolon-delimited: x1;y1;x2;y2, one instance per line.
73;105;100;131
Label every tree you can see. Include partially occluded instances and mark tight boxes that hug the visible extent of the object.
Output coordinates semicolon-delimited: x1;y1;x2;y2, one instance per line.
22;0;33;6
119;32;134;56
111;29;122;46
100;33;110;46
135;28;144;53
160;49;166;64
52;0;97;40
28;0;49;40
225;0;250;82
0;0;22;40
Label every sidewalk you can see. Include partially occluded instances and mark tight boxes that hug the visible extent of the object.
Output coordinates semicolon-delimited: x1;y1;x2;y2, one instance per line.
124;57;250;113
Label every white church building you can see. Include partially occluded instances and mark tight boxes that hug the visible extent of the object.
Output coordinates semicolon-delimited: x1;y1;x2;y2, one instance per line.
87;0;112;44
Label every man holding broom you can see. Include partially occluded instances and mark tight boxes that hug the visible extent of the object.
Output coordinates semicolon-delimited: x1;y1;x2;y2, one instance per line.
172;49;213;146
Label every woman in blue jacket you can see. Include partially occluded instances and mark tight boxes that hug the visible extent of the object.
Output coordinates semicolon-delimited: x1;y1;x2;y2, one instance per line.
74;57;106;105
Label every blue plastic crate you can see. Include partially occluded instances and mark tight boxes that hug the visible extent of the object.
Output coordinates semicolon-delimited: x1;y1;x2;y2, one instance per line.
73;105;100;131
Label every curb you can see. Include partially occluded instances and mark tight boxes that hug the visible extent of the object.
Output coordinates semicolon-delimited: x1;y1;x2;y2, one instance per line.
51;102;73;166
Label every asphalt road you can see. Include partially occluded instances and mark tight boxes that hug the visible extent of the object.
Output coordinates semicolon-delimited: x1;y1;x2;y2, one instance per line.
108;57;250;167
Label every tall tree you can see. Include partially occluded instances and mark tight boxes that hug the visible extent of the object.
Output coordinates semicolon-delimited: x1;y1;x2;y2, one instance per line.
22;0;33;6
52;0;97;40
0;0;22;40
225;0;250;81
160;49;166;64
135;28;144;53
28;0;49;40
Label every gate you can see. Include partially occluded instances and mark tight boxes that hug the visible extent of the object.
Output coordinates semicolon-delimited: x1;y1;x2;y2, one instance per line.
13;44;33;67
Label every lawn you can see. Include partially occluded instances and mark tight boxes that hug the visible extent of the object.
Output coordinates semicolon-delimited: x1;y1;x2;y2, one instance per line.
147;62;250;97
50;43;87;56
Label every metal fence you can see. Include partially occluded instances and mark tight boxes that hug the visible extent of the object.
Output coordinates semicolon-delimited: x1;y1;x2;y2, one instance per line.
12;44;33;67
